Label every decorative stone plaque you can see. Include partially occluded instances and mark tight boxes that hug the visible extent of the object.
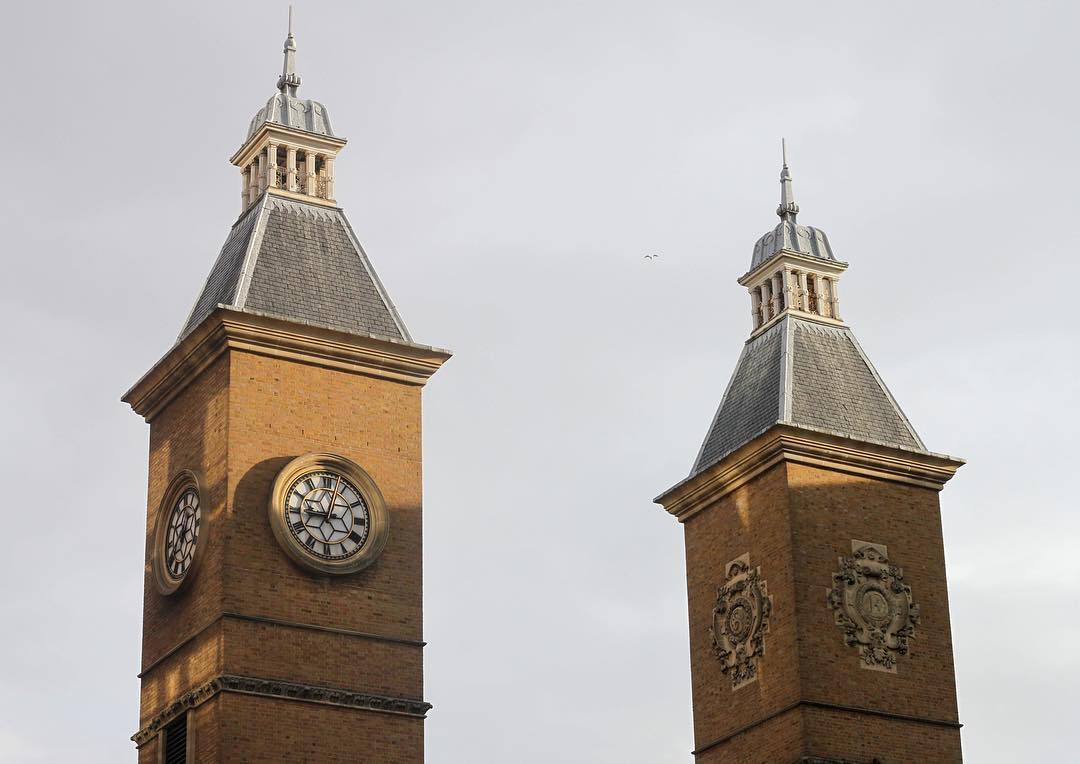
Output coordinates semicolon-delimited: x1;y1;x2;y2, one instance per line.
710;554;773;689
826;541;919;672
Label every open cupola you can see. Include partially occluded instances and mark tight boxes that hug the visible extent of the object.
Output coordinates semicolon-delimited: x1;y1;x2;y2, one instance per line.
230;14;345;210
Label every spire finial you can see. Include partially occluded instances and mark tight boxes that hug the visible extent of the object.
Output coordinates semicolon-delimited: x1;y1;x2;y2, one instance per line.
277;6;302;97
777;137;799;221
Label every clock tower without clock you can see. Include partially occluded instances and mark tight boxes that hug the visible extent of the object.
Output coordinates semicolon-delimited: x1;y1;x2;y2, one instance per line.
124;21;449;763
656;151;965;762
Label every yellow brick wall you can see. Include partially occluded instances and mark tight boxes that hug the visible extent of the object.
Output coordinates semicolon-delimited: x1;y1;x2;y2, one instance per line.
683;458;962;762
137;343;427;760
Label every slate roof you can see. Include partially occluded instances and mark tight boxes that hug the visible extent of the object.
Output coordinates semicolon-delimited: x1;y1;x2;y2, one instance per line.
180;193;410;342
749;219;839;272
692;316;924;476
247;92;336;141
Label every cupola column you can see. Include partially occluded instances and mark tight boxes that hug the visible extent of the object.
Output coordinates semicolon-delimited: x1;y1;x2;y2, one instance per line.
267;142;279;189
286;146;298;192
751;289;763;329
325;156;336;200
248;160;259;204
305;152;317;197
829;280;841;319
241;167;250;211
257;152;267;194
771;272;784;314
814;274;826;314
798;271;809;312
783;267;795;311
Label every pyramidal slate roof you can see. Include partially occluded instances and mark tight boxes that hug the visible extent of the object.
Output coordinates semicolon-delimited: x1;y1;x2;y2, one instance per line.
692;316;925;476
180;193;410;342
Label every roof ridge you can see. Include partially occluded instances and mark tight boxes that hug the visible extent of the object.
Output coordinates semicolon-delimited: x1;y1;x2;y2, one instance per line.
842;330;926;451
233;192;274;310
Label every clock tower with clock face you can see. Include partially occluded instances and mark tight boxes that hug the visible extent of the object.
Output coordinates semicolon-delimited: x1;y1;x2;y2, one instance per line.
124;23;449;763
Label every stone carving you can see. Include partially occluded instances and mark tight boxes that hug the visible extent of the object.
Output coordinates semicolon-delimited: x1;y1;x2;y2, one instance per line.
132;674;432;746
826;541;919;672
710;554;773;689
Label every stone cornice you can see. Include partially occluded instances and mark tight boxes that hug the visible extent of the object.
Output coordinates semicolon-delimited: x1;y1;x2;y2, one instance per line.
656;425;963;522
122;307;451;421
231;123;347;167
738;248;849;286
132;674;432;746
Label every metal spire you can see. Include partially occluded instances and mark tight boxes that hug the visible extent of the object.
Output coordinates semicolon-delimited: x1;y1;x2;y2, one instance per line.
277;6;302;97
777;138;799;221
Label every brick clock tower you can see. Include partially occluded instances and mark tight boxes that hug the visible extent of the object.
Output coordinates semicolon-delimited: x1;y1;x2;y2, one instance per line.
124;24;448;763
656;151;965;763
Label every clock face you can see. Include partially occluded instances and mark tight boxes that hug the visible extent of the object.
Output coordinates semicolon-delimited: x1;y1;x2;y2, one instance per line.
152;471;204;596
163;488;201;581
284;471;370;561
269;454;389;575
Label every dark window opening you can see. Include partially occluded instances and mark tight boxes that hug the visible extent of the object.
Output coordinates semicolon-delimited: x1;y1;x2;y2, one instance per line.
164;713;187;764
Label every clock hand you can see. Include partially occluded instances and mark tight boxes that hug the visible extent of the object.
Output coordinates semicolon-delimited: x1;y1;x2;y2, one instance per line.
327;476;343;520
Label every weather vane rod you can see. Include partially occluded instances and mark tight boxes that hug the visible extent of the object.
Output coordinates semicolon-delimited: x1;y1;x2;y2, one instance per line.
777;137;798;220
278;5;301;96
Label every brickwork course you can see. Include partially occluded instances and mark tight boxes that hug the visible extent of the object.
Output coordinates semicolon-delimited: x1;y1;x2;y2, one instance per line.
132;337;435;763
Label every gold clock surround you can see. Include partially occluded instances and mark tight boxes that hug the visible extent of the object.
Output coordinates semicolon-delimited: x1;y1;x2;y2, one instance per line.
151;469;204;596
268;453;390;575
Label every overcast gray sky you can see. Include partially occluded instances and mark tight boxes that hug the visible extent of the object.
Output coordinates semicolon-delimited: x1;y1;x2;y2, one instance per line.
2;1;1077;761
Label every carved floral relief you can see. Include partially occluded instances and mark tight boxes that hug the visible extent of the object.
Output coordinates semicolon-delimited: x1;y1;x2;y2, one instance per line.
826;541;919;672
710;554;773;689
